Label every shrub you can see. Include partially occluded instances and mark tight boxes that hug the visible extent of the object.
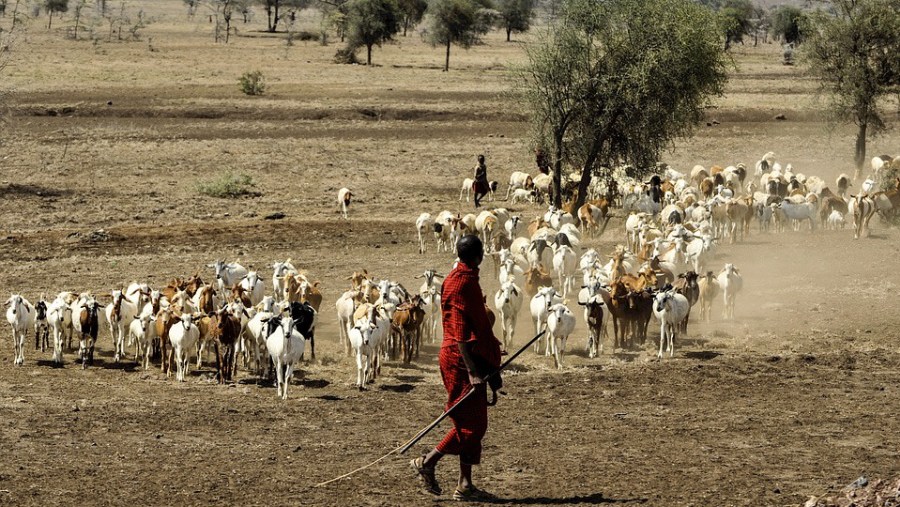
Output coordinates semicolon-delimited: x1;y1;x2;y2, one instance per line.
196;172;258;198
238;70;265;96
333;46;360;64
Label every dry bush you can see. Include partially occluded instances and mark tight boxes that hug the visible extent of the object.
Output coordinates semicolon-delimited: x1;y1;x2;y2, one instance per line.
195;172;259;198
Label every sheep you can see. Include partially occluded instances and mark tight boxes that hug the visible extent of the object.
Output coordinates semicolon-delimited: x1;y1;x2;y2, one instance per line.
6;295;35;366
460;177;474;202
848;193;876;240
475;211;499;251
494;281;523;350
510;187;535;205
716;264;743;320
826;210;845;230
754;152;776;176
861;177;876;194
653;290;690;359
505;171;534;200
415;212;433;254
169;313;200;381
547;303;576;369
338;187;353;219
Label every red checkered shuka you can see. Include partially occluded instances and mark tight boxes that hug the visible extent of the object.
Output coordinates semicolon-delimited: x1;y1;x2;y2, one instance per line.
435;261;501;465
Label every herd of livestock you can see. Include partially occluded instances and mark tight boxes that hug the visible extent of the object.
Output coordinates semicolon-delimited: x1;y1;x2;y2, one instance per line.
5;152;899;398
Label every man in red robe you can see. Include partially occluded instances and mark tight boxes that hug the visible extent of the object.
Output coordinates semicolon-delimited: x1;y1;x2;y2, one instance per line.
411;235;501;501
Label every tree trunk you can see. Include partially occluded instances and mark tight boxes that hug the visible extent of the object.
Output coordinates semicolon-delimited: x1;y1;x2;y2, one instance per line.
552;132;564;208
444;40;450;72
367;44;372;65
506;27;511;42
854;121;867;180
403;18;409;37
47;10;53;30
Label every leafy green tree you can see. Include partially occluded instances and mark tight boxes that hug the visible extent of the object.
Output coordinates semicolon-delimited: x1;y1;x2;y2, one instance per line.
397;0;426;36
772;5;804;45
718;0;753;49
514;0;729;209
346;0;401;64
496;0;533;41
803;0;900;177
426;0;492;71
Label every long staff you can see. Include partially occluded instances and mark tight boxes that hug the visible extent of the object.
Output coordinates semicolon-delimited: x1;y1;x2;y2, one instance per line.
314;330;547;488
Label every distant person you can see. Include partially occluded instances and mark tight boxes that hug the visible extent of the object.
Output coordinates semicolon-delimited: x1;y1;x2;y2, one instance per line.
472;154;489;208
410;235;501;501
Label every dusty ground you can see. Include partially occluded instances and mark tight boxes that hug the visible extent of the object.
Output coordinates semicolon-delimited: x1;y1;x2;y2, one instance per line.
2;3;900;506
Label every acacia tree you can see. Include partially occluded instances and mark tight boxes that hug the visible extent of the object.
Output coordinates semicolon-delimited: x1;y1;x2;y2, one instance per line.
772;5;804;44
496;0;533;41
346;0;401;65
719;0;753;49
396;0;426;36
259;0;308;32
45;0;69;29
426;0;492;71
514;0;729;210
803;0;900;178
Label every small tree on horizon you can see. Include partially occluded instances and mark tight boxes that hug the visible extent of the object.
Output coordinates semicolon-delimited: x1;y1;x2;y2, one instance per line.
45;0;69;29
397;0;426;36
772;5;805;45
802;0;900;178
346;0;402;65
496;0;533;41
426;0;491;71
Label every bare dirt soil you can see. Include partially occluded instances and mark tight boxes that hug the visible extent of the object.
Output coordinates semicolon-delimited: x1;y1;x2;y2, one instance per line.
2;7;900;506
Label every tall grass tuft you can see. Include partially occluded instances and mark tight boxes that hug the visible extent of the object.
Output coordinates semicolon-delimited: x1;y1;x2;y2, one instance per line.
196;172;259;198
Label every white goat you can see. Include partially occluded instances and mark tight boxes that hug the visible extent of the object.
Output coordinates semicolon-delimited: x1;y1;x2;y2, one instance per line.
348;305;390;390
459;178;474;202
552;244;577;299
240;271;266;307
168;313;200;382
494;282;523;350
6;295;35;366
128;311;156;371
547;303;576;369
415;213;433;254
338;187;353;219
47;295;73;364
716;264;743;320
266;316;306;400
209;260;248;295
653;290;690;359
530;286;562;356
105;289;138;363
